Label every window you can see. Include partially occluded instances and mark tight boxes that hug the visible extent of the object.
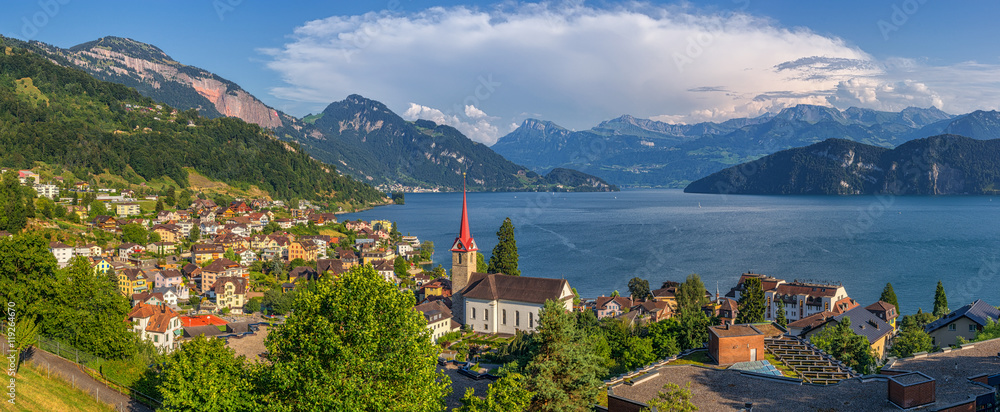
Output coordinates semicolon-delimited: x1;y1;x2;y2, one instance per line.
970;324;976;333
484;309;489;321
516;311;520;327
154;335;159;343
472;307;476;319
948;324;956;331
529;312;534;328
503;310;507;325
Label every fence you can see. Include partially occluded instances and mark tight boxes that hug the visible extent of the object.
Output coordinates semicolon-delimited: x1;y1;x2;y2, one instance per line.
34;336;163;409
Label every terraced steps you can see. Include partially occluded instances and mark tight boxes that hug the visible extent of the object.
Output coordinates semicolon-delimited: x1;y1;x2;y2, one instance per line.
764;337;856;385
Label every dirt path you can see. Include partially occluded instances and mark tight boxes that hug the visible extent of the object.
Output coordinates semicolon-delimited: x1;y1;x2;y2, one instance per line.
10;340;154;412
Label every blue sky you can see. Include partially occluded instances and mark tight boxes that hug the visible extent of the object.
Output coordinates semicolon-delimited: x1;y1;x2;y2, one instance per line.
3;1;1000;144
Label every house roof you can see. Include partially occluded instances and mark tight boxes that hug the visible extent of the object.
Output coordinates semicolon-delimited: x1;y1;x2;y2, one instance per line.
709;324;764;338
457;273;569;304
121;268;147;281
213;276;248;295
787;310;836;333
415;300;453;323
289;266;319;281
126;303;178;334
924;299;1000;334
864;301;897;319
595;296;633;310
158;269;182;280
832;306;893;344
203;258;241;273
49;241;72;249
718;297;738;312
775;283;841;298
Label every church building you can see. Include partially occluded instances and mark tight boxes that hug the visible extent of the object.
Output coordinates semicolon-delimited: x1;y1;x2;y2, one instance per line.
450;178;574;334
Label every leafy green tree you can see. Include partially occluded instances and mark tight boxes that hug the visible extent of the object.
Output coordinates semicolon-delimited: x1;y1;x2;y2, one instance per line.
244;297;263;314
524;300;606;412
880;282;900;315
261;265;450;411
933;281;949;317
676;310;711;351
394;256;409;278
487;217;520;276
642;382;698;412
456;372;533;412
647;318;682;358
188;226;200;242
0;171;33;232
224;248;239;263
418;241;434;262
810;317;876;374
603;319;655;373
676;274;709;314
262;221;281;235
735;277;765;324
89;201;108;219
627;277;653;300
775;304;788;328
476;252;488;273
157;336;257;412
891;327;934;357
122;223;149;245
155;198;164;213
900;309;938;331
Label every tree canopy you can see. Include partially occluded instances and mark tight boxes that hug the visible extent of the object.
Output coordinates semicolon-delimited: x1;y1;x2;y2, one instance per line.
487;217;520;276
880;283;899;316
157;336;257;412
735;277;765;324
261;264;450;411
933;281;949;317
524;300;606;412
627;277;652;300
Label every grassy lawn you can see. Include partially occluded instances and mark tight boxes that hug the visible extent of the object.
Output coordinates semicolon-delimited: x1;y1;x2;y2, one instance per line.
668;351;724;369
2;362;114;412
765;353;801;379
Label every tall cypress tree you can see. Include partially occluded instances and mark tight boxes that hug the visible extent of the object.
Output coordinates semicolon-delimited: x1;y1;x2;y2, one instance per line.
775;304;788;328
736;277;765;324
487;217;520;276
880;282;900;315
933;281;949;317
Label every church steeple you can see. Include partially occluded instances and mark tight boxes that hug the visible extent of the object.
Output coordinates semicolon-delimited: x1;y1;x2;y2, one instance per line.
451;174;478;253
451;173;477;292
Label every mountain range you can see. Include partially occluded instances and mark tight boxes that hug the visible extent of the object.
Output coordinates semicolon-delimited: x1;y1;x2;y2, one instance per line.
5;35;615;193
684;135;1000;195
489;105;1000;188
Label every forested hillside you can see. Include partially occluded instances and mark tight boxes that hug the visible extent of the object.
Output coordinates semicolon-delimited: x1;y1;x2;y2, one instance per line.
0;41;386;205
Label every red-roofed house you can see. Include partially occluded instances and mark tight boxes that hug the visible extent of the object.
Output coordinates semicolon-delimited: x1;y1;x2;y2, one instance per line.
126;303;181;352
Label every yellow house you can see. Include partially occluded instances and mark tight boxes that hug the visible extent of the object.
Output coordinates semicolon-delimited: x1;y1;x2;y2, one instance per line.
117;203;141;217
371;220;392;232
214;277;248;314
118;268;149;296
92;258;112;275
288;241;319;262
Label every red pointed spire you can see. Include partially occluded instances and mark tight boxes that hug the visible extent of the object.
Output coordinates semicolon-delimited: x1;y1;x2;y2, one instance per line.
451;173;478;252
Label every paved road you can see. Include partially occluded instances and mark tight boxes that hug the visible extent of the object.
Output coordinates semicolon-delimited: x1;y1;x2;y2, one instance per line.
3;336;155;412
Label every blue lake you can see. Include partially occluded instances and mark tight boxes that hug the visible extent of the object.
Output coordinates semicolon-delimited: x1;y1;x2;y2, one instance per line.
342;189;1000;315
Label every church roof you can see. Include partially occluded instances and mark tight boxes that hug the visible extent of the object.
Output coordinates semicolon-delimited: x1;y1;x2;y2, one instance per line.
451;175;478;253
457;272;569;304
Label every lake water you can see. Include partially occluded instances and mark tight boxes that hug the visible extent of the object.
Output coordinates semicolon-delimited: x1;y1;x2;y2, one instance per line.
342;190;1000;315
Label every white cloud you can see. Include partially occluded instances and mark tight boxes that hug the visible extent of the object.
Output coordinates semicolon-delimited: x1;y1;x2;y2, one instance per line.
264;3;1000;144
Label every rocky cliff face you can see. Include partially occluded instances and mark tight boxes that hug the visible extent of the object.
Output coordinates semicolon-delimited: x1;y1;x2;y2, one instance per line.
35;36;282;129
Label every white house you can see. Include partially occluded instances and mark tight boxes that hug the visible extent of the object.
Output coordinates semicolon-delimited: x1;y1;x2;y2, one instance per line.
33;184;59;199
151;287;180;306
728;273;850;323
126;303;182;353
48;242;74;267
415;300;459;342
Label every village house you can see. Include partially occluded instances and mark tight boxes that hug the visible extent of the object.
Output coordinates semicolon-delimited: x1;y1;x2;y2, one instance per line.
594;296;634;319
152;269;183;289
191;243;225;265
148;242;177;256
17;170;39;185
371;259;398;284
118;268;150;296
152;224;182;243
90;215;120;232
630;300;673;323
117;242;145;257
235;247;257;264
708;323;767;365
415;300;460;342
48;241;74;267
91;257;113;275
33;184;59;199
865;301;899;330
288;240;320;262
126;303;181;353
213;276;248;314
924;299;1000;347
396;242;414;258
200;258;245;293
800;305;895;358
132;291;165;307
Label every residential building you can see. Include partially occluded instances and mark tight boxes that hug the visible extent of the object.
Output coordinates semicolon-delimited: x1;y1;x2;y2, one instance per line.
191;243;225;265
200;258;245;293
91;215;119;231
17;170;39;185
371;259;398;284
803;305;895;358
116;203;141;217
415;300;459;342
594;296;634;319
91;257;112;275
717;297;738;325
118;268;149;297
118;242;145;257
48;241;74;267
148;242;177;256
924;299;1000;347
865;301;899;330
213;276;248;314
152;224;181;243
630;300;673;323
396;242;414;258
153;269;183;289
33;184;59;199
126;303;181;352
288;241;319;262
728;273;850;323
